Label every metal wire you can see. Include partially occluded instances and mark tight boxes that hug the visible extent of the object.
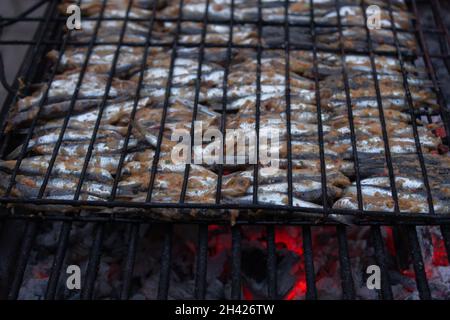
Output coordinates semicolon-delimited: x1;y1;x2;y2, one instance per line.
358;0;401;214
336;225;355;299
73;0;134;201
302;226;317;300
81;222;105;300
45;221;72;299
283;0;293;207
0;14;444;35
157;224;173;300
194;225;208;299
1;0;446;220
7;221;39;299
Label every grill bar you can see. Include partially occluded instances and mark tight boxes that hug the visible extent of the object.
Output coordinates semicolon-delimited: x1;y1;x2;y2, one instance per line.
0;14;442;30
146;0;183;203
230;225;241;299
266;225;277;299
179;0;210;206
214;0;234;204
0;52;14;95
3;0;65;197
81;223;105;300
194;225;208;299
29;0;105;201
7;221;39;300
334;0;363;211
157;224;173;300
72;0;133;201
0;0;450;301
360;0;401;213
45;221;72;300
0;15;447;34
302;226;317;300
5;212;450;225
336;226;355;299
309;0;329;211
406;226;431;299
387;0;435;214
109;0;159;201
370;226;393;300
0;0;59;132
283;0;294;207
411;0;450;140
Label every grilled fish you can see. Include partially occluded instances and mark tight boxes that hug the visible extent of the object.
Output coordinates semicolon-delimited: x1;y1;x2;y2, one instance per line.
333;185;450;214
14;72;135;113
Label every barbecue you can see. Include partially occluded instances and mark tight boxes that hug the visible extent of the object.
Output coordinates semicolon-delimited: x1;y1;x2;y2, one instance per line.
0;0;449;301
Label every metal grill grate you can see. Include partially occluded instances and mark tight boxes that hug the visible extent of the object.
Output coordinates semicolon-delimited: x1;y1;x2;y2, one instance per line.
0;0;449;223
0;0;449;300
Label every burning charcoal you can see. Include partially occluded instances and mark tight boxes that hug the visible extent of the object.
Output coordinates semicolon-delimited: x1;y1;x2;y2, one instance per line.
240;243;299;299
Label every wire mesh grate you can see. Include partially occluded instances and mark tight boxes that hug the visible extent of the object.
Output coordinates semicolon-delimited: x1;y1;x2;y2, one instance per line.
0;0;449;301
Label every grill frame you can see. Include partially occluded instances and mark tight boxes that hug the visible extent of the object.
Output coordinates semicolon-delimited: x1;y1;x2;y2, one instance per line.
0;0;449;301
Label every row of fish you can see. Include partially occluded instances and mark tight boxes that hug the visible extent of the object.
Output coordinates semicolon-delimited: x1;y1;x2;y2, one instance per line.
61;0;417;55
